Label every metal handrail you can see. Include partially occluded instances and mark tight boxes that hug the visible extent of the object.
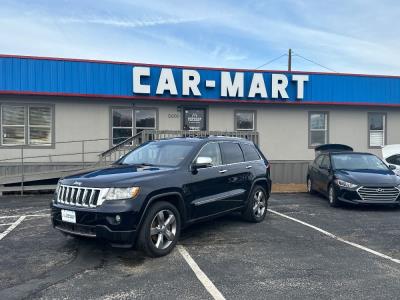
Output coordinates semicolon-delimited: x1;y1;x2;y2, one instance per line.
0;130;259;195
0;137;111;163
0;150;105;163
99;129;260;161
100;131;145;158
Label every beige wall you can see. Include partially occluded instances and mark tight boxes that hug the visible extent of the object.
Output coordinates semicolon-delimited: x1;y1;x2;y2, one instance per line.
1;95;400;163
208;103;400;160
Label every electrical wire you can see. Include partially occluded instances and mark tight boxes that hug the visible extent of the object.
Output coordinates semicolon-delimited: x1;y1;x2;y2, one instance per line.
255;53;287;70
292;52;337;73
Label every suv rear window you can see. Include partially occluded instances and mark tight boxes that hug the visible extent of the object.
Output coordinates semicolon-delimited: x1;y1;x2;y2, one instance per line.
241;143;260;161
220;142;244;164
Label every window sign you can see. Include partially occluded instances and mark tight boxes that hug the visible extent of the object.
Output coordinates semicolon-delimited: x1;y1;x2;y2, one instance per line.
183;109;206;131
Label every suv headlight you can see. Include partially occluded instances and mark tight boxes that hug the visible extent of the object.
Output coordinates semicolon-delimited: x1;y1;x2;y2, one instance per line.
105;187;140;201
335;179;358;189
55;180;61;194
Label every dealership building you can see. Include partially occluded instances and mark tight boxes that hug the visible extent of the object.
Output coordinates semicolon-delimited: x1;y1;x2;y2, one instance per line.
0;54;400;187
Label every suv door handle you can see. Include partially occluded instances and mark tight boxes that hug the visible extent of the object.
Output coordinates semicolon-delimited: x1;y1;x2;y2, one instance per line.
246;165;252;169
219;169;228;174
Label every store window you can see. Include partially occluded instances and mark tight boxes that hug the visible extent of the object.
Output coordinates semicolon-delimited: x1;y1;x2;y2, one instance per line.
111;108;157;145
1;104;53;146
368;113;386;148
112;108;133;145
135;109;156;133
309;112;328;147
235;111;255;131
29;106;52;145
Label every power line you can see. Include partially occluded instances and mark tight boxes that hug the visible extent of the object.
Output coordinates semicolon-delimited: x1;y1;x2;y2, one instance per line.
255;53;287;70
292;52;337;73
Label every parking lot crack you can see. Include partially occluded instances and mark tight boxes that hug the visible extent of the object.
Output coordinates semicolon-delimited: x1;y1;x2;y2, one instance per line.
0;243;106;300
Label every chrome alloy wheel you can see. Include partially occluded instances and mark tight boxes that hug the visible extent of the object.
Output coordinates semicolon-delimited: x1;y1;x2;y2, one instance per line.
253;190;266;218
329;186;334;204
307;178;312;193
150;209;177;250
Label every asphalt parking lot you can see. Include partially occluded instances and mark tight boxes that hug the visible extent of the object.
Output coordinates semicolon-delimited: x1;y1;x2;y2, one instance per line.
1;193;400;300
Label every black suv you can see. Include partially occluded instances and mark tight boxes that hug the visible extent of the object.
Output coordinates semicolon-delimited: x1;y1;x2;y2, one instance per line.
51;137;271;257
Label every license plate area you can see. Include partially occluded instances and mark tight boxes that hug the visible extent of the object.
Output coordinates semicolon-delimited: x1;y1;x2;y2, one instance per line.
61;209;76;224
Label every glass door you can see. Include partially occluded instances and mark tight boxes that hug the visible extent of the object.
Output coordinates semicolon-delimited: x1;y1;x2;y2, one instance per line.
183;108;207;131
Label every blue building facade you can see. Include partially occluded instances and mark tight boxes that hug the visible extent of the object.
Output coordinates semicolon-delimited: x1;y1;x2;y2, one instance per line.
1;54;400;106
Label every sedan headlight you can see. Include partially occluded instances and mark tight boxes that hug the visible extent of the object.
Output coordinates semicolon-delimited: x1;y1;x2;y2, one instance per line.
105;187;140;201
335;179;358;189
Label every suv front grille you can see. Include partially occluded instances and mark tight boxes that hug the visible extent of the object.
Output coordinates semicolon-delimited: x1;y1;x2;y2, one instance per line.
57;185;105;207
357;186;400;202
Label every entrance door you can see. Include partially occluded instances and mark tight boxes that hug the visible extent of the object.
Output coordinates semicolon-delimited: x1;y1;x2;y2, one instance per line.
183;108;207;131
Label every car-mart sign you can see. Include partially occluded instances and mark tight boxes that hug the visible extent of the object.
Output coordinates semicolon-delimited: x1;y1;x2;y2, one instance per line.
1;55;400;106
133;67;309;100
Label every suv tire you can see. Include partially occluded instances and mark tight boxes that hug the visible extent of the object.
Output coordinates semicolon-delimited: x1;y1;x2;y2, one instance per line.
138;201;181;257
242;185;268;222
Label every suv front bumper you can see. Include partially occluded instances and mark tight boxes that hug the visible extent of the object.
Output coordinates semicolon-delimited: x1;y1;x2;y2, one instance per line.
51;201;142;247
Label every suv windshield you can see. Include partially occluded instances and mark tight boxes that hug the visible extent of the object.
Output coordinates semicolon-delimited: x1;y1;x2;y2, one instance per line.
119;141;195;167
331;153;389;171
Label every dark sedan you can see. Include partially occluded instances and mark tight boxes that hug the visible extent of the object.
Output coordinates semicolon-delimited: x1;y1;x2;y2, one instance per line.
307;149;400;207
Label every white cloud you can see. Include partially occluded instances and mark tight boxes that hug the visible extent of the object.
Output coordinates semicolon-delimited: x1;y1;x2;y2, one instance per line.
58;15;207;28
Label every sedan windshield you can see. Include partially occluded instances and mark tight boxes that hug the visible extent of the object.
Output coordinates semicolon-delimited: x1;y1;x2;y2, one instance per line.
331;153;389;171
119;141;195;167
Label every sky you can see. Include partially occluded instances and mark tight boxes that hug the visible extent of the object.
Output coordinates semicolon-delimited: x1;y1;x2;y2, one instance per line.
0;0;399;75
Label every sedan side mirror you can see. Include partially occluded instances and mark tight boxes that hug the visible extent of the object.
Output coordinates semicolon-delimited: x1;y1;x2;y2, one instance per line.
389;164;397;170
193;157;213;170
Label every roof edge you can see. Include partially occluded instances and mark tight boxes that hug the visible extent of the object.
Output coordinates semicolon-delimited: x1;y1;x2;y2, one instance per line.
1;53;399;79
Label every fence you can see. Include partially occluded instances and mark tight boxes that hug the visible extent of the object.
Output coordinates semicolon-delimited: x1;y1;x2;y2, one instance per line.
0;130;260;194
100;129;260;162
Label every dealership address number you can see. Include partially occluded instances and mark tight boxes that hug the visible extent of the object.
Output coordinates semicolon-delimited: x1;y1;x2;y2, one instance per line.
168;113;180;119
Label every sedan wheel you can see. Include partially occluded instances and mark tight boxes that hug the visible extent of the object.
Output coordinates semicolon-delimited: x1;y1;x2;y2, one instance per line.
307;177;314;194
328;185;340;207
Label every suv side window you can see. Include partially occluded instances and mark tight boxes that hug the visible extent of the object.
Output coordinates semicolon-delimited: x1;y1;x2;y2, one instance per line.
197;143;222;166
241;143;261;161
220;142;244;164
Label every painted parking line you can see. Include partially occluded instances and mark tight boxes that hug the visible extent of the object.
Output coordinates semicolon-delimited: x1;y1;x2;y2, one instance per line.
177;245;226;300
29;208;50;214
0;213;50;241
268;208;400;264
0;216;26;241
0;214;49;220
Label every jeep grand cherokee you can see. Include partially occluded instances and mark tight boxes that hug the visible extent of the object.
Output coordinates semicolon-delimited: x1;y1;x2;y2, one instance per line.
51;137;271;257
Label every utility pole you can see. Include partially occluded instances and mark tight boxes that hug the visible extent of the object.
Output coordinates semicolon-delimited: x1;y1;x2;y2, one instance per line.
288;48;292;72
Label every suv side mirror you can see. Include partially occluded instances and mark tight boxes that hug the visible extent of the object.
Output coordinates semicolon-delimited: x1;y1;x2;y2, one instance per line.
389;164;397;170
193;157;213;170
